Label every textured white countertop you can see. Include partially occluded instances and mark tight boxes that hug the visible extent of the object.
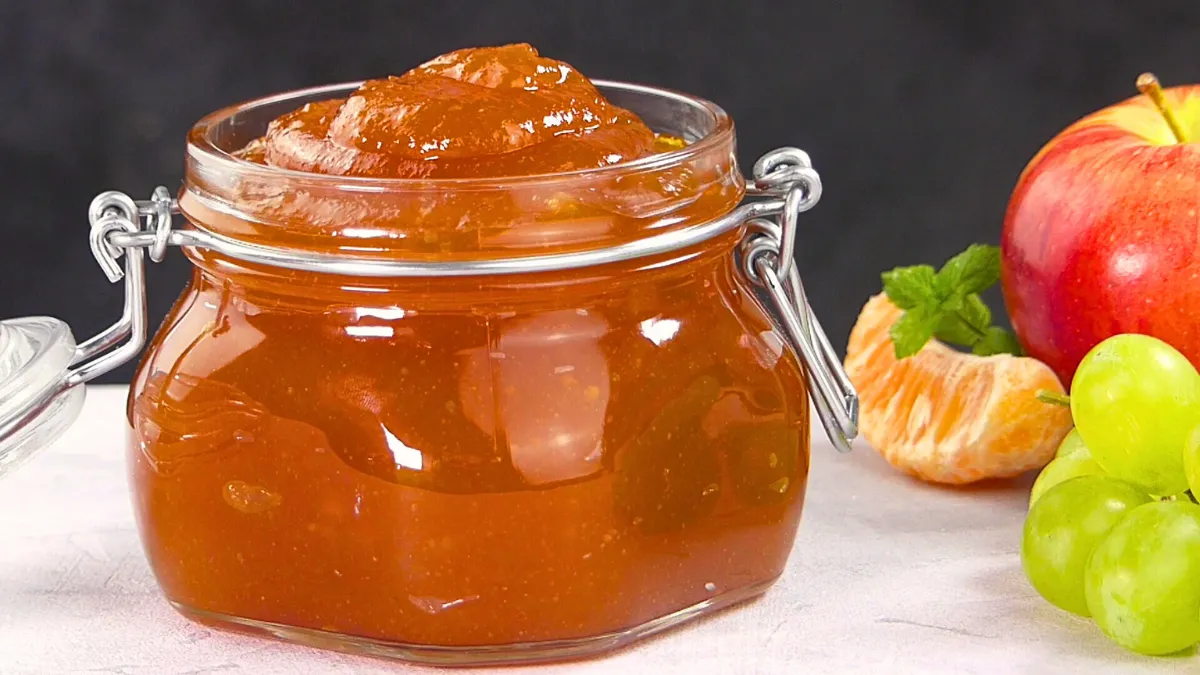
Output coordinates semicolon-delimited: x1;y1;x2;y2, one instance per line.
0;385;1191;674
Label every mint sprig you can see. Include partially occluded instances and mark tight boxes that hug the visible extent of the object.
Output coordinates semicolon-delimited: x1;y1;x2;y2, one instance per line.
881;244;1023;359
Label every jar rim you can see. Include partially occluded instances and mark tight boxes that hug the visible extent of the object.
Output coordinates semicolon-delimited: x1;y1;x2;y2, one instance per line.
185;79;736;189
179;77;748;268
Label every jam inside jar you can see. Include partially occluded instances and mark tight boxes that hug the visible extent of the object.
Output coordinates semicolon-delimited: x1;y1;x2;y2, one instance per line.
125;63;821;665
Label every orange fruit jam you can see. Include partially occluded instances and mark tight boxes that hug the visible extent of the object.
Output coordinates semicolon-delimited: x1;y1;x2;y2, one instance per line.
128;44;812;658
241;43;663;179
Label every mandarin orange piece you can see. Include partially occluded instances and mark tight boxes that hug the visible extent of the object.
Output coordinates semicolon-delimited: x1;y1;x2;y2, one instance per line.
844;293;1072;485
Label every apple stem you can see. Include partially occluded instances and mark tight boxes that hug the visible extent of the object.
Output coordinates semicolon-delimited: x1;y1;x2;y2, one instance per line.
1036;389;1071;408
1137;72;1189;143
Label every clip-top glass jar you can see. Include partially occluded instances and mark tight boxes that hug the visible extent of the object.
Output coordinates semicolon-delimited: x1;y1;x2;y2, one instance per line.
0;79;857;666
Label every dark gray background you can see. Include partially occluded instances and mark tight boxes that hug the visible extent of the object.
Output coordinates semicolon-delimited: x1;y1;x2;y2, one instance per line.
2;0;1197;383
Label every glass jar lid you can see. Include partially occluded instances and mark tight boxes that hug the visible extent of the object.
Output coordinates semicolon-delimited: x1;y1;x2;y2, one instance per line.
0;189;152;480
0;316;85;478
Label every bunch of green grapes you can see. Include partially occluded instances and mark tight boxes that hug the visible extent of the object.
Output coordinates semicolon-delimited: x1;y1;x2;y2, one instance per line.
1021;334;1200;656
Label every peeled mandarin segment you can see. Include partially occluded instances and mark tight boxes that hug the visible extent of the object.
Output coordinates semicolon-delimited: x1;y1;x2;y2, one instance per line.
843;294;1072;485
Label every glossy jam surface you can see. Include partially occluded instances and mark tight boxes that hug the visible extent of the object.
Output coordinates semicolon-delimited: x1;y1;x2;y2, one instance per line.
129;45;810;656
186;44;737;259
242;43;660;179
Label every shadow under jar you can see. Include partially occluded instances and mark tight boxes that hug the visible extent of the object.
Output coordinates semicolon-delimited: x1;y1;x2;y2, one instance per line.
0;81;858;667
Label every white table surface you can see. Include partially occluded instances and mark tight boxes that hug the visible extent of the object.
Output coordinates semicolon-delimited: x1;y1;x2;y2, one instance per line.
0;385;1193;675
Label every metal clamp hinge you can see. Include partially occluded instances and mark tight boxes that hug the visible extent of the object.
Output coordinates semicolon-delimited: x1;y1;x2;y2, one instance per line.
741;148;859;453
66;189;178;386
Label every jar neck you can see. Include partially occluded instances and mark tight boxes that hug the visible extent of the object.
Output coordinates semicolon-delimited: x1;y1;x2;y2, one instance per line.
184;228;746;312
180;79;745;266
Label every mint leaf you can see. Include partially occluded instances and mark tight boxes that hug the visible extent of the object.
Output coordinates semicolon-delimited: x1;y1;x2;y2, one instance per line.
881;265;937;310
958;293;991;331
938;292;964;312
933;294;991;346
935;244;1001;297
890;305;939;359
972;326;1023;356
883;243;1016;361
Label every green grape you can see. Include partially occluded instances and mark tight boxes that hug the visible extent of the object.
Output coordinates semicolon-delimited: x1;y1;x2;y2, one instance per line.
1054;428;1087;459
1028;450;1106;508
1184;427;1200;500
1085;500;1200;655
1071;334;1200;496
1022;476;1151;616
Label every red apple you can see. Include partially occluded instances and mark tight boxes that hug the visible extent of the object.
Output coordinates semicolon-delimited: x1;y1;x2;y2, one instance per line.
1001;74;1200;387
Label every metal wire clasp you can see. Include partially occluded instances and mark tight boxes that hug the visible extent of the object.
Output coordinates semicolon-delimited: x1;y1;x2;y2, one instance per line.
741;148;859;453
66;189;176;385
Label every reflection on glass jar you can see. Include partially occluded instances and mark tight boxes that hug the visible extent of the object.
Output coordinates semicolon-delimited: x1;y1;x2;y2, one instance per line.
612;374;723;534
459;309;612;487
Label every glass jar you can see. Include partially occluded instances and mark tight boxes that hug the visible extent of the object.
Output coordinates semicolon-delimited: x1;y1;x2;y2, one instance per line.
0;80;857;666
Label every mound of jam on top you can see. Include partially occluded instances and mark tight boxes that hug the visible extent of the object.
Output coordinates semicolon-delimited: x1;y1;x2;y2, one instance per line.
238;43;666;179
200;44;740;258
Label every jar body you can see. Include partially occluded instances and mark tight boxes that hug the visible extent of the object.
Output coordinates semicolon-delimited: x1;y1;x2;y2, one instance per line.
126;241;811;659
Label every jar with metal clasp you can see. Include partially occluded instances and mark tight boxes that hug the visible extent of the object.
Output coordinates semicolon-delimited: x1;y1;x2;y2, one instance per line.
0;78;858;666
